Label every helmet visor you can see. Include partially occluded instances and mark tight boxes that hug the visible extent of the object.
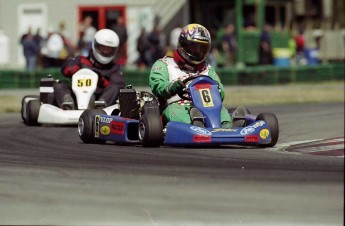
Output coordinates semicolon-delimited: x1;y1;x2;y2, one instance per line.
182;41;210;62
94;42;117;57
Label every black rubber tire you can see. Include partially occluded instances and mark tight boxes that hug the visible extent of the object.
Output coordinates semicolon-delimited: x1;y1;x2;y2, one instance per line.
25;99;41;126
139;107;163;147
21;95;39;123
256;113;279;147
78;109;106;144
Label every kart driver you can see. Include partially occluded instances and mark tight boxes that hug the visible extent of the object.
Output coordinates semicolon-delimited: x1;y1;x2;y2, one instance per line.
55;28;125;109
149;23;232;128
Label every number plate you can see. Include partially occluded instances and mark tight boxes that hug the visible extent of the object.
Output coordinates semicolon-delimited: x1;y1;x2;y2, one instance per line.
199;88;214;107
77;78;92;87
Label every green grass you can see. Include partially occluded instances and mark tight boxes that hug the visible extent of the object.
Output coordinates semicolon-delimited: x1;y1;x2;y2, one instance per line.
0;81;344;113
223;81;345;107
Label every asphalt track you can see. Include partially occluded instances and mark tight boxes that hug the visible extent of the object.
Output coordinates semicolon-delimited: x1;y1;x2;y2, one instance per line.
0;103;343;225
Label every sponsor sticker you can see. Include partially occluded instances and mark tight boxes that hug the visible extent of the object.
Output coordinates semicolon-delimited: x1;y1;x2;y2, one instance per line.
240;127;255;135
100;117;113;124
245;135;259;143
193;135;211;143
100;125;111;136
111;121;125;135
152;67;163;71
212;128;237;132
190;126;212;135
194;84;212;90
240;121;266;135
260;129;270;139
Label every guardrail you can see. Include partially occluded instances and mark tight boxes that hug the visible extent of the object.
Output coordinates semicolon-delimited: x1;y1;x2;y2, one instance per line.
0;64;344;89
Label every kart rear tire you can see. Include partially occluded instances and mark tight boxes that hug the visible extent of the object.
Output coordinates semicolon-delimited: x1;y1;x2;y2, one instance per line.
21;95;39;123
139;108;163;147
78;109;106;144
256;113;279;147
25;99;41;126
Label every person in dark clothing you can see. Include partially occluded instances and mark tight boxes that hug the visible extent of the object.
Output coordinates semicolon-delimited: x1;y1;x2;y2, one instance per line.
146;25;165;67
259;24;273;65
20;32;40;71
112;16;128;66
55;29;125;110
136;28;150;69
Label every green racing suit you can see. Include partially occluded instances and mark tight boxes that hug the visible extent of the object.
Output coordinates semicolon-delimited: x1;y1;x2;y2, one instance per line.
149;56;232;127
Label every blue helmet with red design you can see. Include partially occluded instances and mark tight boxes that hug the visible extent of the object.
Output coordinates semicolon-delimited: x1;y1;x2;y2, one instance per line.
177;24;211;65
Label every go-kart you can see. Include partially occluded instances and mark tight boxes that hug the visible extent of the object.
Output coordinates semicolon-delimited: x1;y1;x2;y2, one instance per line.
21;68;116;126
78;75;279;147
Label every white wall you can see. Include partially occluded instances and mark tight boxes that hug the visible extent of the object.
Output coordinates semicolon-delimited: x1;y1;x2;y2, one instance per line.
0;0;186;69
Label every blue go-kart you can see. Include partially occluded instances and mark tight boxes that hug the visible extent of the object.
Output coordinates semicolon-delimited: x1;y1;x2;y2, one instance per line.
78;75;279;147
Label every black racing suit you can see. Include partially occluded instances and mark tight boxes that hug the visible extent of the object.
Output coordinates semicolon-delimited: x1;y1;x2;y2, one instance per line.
54;52;125;107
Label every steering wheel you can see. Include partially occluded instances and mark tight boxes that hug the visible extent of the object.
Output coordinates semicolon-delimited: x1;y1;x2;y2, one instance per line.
177;75;212;100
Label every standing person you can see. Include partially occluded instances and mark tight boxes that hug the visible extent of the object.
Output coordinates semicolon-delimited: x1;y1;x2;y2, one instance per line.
147;25;165;67
56;29;125;110
149;24;232;128
79;16;97;56
295;28;306;65
40;28;64;68
20;32;39;71
112;16;128;66
136;27;150;69
169;23;182;50
259;23;273;65
222;23;237;66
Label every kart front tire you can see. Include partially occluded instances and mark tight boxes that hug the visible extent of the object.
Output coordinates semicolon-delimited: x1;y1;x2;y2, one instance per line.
78;109;106;144
256;113;279;147
25;99;41;126
139;109;163;147
21;95;39;123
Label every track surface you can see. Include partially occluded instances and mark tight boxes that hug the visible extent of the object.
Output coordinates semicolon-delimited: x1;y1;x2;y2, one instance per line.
0;103;344;225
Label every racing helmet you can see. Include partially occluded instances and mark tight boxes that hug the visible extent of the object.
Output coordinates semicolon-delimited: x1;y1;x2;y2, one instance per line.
92;29;120;64
177;24;211;65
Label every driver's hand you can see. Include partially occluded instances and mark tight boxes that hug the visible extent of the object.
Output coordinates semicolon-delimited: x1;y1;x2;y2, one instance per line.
168;80;185;96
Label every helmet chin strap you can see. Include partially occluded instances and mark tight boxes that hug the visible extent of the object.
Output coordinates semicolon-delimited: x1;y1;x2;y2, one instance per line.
173;50;206;72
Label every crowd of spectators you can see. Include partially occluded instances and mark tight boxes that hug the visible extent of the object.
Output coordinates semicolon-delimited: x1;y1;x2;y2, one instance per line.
20;22;76;71
19;19;315;71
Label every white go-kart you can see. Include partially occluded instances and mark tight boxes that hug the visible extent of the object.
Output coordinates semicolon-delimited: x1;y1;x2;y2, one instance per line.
21;68;117;126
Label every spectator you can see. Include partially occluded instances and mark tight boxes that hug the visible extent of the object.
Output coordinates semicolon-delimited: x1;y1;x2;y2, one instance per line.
259;23;273;65
207;27;219;68
295;28;306;65
136;27;150;69
58;21;76;60
79;16;97;56
169;23;182;50
40;28;64;68
112;16;128;66
222;23;237;67
20;32;39;71
147;25;165;67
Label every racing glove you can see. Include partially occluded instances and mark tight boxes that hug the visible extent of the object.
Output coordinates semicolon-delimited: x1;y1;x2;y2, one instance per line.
167;80;185;96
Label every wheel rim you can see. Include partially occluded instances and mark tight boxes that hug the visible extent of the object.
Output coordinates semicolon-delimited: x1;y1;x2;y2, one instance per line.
138;121;145;141
78;118;84;136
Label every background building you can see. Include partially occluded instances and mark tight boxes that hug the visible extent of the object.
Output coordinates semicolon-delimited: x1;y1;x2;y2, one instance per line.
0;0;343;69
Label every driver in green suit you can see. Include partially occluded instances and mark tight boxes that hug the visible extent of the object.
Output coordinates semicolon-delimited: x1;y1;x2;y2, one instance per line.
149;23;232;128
